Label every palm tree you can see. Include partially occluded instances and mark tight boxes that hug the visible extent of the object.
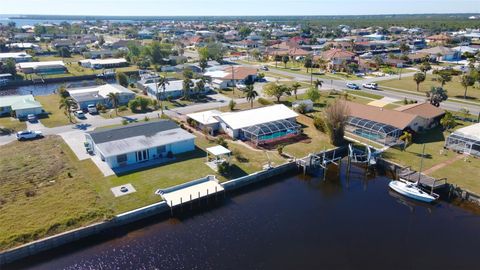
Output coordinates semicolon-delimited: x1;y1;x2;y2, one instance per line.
460;74;475;99
413;72;426;92
245;84;259;108
59;97;78;123
291;82;301;100
107;92;120;115
182;78;192;100
437;73;451;87
156;76;169;115
314;79;324;90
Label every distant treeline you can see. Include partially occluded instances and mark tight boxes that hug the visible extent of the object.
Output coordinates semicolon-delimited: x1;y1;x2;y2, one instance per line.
8;14;480;30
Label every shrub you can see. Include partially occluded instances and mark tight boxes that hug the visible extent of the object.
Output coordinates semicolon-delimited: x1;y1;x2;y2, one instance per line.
313;115;326;132
121;119;129;125
118;105;127;112
277;144;285;155
258;97;272;105
294;103;308;114
144;116;149;122
216;137;228;148
217;161;230;176
229;100;236;111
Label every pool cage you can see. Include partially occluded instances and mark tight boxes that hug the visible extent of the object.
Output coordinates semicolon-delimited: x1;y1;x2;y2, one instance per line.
242;119;301;145
346;116;402;146
445;132;480;157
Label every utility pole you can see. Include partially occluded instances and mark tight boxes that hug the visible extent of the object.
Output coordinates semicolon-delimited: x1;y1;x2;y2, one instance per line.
231;65;235;94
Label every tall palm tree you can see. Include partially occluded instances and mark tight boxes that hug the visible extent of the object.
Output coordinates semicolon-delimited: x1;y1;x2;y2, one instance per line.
182;78;192;100
437;73;451;87
314;79;324;90
59;97;78;123
291;82;301;100
156;76;169;115
245;84;259;108
107;92;120;115
413;72;426;92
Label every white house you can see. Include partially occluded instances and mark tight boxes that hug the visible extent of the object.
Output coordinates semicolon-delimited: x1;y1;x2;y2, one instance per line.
79;58;128;69
0;52;32;63
85;120;196;169
16;61;66;74
204;66;257;89
0;95;44;118
68;84;136;109
143;79;212;100
187;104;300;145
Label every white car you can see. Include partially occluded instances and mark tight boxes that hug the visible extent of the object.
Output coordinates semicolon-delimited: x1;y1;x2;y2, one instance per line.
27;114;37;122
362;83;378;90
16;130;43;141
87;104;98;114
74;110;86;119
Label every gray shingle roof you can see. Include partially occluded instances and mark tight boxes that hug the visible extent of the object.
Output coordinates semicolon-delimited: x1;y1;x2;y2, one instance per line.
87;120;179;144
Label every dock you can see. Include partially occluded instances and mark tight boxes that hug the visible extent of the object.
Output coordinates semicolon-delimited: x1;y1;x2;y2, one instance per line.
398;167;448;194
296;147;346;178
155;175;224;208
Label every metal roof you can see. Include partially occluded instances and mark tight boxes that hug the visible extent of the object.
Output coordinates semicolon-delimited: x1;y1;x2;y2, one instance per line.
242;119;300;137
347;116;401;135
217;104;298;130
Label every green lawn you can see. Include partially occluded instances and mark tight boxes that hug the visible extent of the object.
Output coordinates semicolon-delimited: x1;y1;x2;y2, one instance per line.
345;90;383;100
379;74;480;102
0;117;27;132
36;94;74;127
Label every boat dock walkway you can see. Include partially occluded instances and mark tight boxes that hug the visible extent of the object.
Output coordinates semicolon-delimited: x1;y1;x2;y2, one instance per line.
155;175;224;208
398;167;448;192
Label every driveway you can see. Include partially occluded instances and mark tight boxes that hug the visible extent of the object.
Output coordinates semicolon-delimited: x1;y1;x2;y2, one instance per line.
59;130;92;161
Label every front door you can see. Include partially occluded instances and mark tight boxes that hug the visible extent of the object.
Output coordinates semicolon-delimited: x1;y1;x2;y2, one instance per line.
136;149;149;162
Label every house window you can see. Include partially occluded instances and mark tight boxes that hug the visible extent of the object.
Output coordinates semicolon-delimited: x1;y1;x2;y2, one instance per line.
117;154;127;163
157;145;166;154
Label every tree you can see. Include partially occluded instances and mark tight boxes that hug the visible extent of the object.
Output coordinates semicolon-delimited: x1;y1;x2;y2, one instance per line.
306;87;321;103
426;86;448;107
194;79;205;99
282;55;290;68
128;97;150;112
58;97;78;123
399;42;410;54
183;67;194;79
304;56;313;73
199;58;208;72
116;72;128;88
413;72;426;92
437;73;452;87
0;59;17;76
263;83;286;103
228;99;236;111
440;111;456;130
57;47;71;58
460;74;475;99
182;78;192;100
419;62;431;75
238;26;252;39
107;92;120;115
322;100;349;146
156;76;169;115
314;79;324;90
291;82;301;100
245;84;259;108
274;55;282;68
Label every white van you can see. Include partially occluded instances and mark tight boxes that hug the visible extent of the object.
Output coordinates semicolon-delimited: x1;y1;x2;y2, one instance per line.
87;104;98;114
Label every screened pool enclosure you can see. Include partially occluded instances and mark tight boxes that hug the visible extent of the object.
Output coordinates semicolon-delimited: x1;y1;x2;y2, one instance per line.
445;132;480;157
242;119;301;145
345;116;402;146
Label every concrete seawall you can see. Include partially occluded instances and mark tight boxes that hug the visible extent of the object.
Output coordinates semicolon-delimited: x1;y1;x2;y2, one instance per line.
0;161;297;265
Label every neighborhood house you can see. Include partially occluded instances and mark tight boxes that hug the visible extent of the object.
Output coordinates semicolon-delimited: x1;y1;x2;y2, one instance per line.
204;66;257;89
16;61;67;75
0;94;44;118
79;58;128;69
85;120;196;169
67;84;135;109
141;79;212;100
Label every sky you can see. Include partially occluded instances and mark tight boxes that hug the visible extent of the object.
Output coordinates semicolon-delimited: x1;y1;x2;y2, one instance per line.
0;0;478;16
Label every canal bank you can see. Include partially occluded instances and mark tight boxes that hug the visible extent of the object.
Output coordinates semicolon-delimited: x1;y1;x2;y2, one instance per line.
4;161;480;270
1;147;479;267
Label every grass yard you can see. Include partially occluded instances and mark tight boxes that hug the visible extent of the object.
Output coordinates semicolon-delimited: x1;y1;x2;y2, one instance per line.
379;74;480;102
35;94;74;127
0;136;111;251
0;117;27;132
345;90;383;100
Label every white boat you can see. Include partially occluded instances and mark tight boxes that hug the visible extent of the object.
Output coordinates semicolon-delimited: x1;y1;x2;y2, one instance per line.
389;180;439;203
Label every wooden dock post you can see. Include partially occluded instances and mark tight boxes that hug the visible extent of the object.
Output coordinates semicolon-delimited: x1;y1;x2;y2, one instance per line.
170;201;173;216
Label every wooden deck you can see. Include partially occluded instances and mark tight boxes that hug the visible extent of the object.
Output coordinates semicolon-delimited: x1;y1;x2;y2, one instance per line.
398;168;448;190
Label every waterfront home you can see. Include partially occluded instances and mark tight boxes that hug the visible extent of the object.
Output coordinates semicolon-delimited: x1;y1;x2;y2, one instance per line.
6;42;42;52
204;66;257;89
0;52;32;63
85;120;196;169
67;84;135;109
417;46;461;62
83;50;117;59
187;104;300;146
0;94;44;118
343;101;442;146
142;79;212;100
445;123;480;157
79;58;128;69
16;61;67;75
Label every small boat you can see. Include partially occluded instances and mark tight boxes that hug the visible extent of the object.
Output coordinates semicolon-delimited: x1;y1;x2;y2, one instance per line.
389;180;439;203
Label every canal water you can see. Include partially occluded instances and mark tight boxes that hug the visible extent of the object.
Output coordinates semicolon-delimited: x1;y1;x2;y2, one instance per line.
6;164;480;270
0;80;116;97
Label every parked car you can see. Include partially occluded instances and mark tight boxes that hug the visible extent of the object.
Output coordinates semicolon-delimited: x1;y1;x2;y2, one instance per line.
16;130;43;141
362;83;378;90
87;104;98;114
260;65;269;71
74;110;86;119
27;114;37;122
236;83;247;90
346;83;360;90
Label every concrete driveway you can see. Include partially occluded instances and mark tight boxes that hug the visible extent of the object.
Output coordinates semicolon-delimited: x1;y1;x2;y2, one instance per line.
59;130;92;161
